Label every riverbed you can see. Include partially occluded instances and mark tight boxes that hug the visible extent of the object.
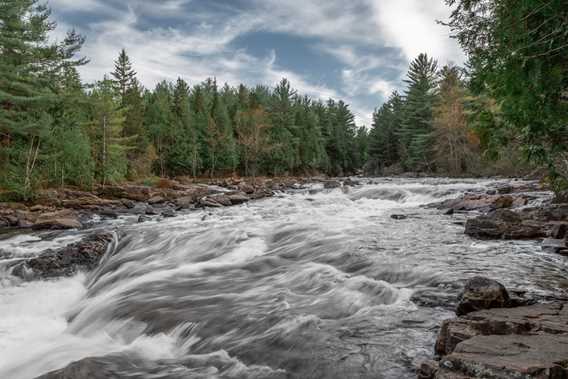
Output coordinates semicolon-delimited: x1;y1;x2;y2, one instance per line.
1;178;566;378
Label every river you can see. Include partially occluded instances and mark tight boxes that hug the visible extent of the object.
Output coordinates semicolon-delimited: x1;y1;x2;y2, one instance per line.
0;178;566;378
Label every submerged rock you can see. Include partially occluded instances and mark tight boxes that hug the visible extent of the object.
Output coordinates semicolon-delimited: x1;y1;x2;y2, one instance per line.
11;232;113;280
456;277;510;316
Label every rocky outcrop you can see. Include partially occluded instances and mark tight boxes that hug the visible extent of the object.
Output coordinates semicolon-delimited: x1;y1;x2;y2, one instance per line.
419;277;568;379
464;209;548;239
436;193;531;213
10;232;113;280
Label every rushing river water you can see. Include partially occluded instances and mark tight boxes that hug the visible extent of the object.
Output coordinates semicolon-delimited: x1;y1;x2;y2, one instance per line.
0;178;566;379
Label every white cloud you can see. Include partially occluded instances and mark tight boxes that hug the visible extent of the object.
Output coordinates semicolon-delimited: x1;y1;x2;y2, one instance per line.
371;0;465;64
48;0;465;127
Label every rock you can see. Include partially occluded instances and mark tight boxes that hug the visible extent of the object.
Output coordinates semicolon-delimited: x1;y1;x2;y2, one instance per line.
323;180;342;189
145;206;159;216
227;192;250;205
542;238;568;254
174;195;196;209
496;184;513;194
444;208;455;215
98;209;119;219
390;214;408;220
550;223;568;239
137;215;152;223
417;360;439;379
438;334;568;378
161;208;176;218
343;178;361;186
456;276;510;316
121;199;135;209
435;194;530;213
32;210;82;230
148;195;166;205
11;233;113;280
464;209;546;240
238;182;255;194
212;194;233;206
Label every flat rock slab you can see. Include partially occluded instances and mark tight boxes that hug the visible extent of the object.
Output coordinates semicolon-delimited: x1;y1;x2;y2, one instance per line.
439;334;568;378
436;303;568;356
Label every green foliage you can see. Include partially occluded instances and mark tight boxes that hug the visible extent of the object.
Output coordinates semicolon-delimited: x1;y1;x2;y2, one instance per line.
444;0;568;185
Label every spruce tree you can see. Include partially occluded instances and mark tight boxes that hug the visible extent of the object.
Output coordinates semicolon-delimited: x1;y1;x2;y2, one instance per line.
112;49;137;103
400;53;439;172
0;0;86;199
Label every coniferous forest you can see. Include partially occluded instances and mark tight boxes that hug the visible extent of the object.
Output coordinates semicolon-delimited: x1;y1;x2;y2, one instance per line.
1;0;567;201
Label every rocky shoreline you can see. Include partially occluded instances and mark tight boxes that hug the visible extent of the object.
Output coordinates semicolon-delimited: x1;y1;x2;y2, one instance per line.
0;177;304;232
0;177;355;280
421;183;568;378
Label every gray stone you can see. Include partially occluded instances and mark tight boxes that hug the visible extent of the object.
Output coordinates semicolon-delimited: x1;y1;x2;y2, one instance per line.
456;276;510;316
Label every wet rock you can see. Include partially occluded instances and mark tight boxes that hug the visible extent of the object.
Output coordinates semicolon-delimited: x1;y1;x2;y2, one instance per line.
238;182;255;194
444;208;454;215
343;178;361;186
137;215;152;223
542;238;568;254
227;192;250;205
323;180;342;189
11;232;113;280
98;208;119;219
417;360;439;379
456;276;510;316
144;206;158;216
438;334;568;379
31;210;82;230
464;209;546;240
390;214;408;220
435;194;530;213
161;208;176;218
550;223;568;239
174;195;196;209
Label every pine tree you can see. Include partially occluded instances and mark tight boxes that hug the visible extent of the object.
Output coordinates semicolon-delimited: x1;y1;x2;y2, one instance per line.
112;49;137;103
400;53;439;171
87;77;129;185
0;0;86;199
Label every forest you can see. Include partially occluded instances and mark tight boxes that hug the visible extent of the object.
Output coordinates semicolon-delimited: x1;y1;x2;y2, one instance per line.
1;0;567;200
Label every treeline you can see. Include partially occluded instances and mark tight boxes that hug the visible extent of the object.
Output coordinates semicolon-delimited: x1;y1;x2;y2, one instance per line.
368;0;568;188
367;55;485;176
0;1;366;200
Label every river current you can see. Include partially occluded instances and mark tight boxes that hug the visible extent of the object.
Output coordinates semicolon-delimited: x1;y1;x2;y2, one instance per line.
0;178;566;378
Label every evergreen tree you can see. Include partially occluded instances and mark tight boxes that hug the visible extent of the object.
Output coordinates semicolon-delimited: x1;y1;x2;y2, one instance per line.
400;53;439;171
0;0;86;199
112;49;137;103
87;78;129;185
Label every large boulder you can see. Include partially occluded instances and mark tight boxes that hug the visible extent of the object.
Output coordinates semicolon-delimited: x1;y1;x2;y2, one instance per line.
456;276;510;316
226;192;250;205
11;232;113;280
464;209;546;239
31;210;82;230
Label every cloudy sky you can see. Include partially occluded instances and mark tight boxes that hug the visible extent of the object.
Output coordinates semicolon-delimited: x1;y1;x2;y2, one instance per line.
49;0;464;126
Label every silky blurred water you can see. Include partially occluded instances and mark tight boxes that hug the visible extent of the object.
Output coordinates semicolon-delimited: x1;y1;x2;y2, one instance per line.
1;178;566;379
